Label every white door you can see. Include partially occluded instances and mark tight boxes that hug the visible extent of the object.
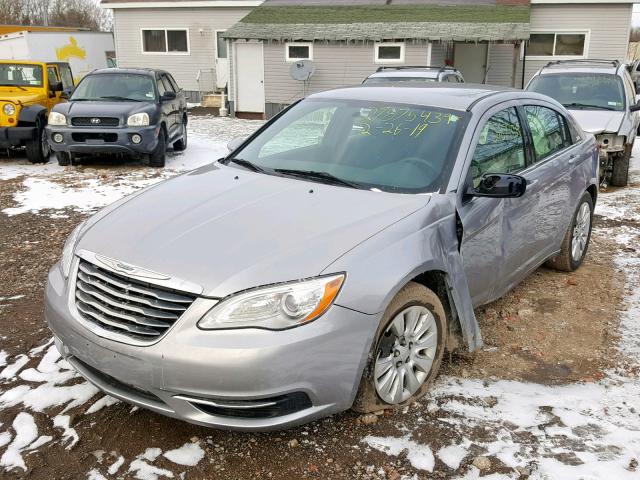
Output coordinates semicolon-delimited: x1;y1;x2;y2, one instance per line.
215;31;229;90
235;42;265;113
454;43;488;84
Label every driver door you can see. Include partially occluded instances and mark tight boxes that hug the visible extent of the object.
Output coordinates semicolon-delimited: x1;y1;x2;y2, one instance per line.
46;65;63;110
457;106;528;307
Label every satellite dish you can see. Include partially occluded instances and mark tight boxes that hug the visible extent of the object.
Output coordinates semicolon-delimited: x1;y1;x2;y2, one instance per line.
290;60;316;81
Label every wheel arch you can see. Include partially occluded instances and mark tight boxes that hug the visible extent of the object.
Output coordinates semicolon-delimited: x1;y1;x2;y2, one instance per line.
17;104;47;126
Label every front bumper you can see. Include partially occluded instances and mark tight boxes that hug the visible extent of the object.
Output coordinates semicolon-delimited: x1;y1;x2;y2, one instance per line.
46;125;159;156
0;126;36;148
45;258;378;431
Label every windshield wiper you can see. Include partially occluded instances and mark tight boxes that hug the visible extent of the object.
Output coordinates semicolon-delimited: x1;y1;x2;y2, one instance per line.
229;158;266;173
563;102;616;111
99;95;142;102
274;169;363;189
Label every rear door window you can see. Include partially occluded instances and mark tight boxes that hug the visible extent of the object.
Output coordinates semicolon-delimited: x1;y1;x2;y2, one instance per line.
471;107;526;186
524;105;572;162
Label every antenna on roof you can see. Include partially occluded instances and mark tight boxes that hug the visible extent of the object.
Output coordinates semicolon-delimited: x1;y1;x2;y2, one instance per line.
289;60;316;96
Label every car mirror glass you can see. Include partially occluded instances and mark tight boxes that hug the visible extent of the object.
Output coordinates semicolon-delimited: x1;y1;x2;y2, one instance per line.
227;136;247;152
469;173;527;199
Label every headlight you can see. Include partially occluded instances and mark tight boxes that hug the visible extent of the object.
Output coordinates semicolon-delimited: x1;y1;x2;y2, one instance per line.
127;112;150;126
48;112;66;126
60;221;86;278
3;103;15;116
198;274;345;330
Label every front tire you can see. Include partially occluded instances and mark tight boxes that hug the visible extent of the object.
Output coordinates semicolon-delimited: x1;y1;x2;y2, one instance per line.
149;129;166;168
352;282;446;413
546;192;593;272
56;152;71;166
25;119;49;164
610;147;631;187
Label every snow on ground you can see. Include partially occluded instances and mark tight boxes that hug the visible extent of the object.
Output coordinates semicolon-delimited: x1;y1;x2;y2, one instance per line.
0;115;263;216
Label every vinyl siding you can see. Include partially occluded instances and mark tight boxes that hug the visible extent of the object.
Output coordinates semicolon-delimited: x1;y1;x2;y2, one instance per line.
112;7;252;91
524;3;632;83
262;41;432;105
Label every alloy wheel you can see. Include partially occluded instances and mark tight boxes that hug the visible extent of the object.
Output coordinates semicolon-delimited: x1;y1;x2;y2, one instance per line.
571;202;591;262
374;305;438;404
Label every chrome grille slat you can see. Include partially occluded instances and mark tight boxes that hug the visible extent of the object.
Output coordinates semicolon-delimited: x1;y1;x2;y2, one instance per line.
77;270;187;311
77;281;179;320
76;301;160;336
74;259;196;342
78;262;193;303
76;290;172;328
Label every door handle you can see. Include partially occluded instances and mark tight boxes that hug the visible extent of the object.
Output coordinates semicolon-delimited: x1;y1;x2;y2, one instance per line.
568;154;579;165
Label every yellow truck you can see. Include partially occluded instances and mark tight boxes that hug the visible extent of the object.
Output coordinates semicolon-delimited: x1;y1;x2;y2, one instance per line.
0;60;74;163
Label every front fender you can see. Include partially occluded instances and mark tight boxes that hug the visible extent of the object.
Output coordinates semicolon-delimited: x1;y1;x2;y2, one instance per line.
18;104;47;125
322;194;482;352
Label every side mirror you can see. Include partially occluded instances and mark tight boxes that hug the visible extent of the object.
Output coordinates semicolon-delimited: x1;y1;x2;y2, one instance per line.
630;101;640;113
160;91;176;102
60;89;72;100
50;81;63;92
468;173;527;198
227;136;247;152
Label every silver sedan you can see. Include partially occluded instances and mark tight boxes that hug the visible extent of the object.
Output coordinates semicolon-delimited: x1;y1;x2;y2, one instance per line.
45;85;599;430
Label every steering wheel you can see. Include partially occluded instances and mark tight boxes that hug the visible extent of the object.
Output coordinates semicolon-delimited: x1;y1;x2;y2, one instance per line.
399;156;440;180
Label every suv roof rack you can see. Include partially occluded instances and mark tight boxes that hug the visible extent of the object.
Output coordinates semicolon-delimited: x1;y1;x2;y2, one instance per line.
544;59;620;68
375;65;456;73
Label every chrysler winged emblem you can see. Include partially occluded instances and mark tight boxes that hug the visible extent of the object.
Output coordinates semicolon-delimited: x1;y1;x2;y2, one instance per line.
95;254;171;280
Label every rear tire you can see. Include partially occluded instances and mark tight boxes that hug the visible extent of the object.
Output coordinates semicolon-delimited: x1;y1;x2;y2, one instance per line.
149;129;166;168
545;192;593;272
56;152;71;166
173;118;187;151
610;146;631;187
352;282;446;414
25;119;49;164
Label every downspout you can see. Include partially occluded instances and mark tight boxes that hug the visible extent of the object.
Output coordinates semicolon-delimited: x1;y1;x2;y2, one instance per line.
521;41;527;89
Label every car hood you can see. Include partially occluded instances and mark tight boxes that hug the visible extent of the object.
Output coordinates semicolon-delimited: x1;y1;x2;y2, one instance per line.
0;89;43;104
54;100;155;120
77;164;430;297
569;110;625;135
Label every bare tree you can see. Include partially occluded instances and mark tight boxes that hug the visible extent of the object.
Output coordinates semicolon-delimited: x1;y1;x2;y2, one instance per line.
0;0;112;31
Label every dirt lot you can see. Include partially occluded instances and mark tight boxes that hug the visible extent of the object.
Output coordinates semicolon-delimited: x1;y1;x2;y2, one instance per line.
0;116;639;480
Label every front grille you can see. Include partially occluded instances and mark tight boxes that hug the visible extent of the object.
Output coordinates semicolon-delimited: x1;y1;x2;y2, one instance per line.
71;132;118;143
71;117;119;127
75;259;196;342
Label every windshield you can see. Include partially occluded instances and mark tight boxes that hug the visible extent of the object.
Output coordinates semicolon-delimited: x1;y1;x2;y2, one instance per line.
228;99;465;193
527;73;625;111
364;77;437;84
0;64;43;87
71;73;156;102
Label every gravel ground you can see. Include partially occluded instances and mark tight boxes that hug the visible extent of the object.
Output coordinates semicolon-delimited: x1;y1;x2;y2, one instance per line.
0;115;639;480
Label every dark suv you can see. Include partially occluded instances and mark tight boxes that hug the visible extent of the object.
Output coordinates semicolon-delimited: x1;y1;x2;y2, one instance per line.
46;68;187;167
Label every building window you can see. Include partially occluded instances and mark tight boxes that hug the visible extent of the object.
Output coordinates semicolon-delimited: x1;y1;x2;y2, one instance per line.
216;31;228;59
285;43;313;62
528;32;587;58
142;29;189;54
375;43;405;64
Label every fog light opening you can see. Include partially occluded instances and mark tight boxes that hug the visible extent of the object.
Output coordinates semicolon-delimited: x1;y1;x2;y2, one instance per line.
131;134;142;144
53;133;64;143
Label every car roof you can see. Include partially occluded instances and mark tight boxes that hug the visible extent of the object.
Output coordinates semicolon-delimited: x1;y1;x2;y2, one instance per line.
537;60;621;76
367;66;460;79
88;67;164;77
308;84;527;112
